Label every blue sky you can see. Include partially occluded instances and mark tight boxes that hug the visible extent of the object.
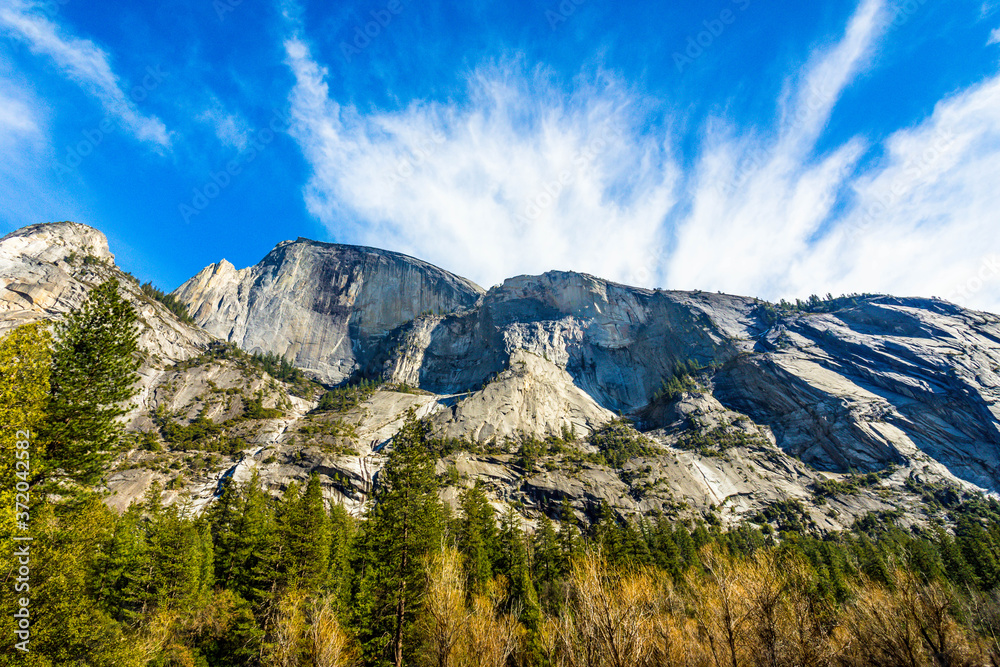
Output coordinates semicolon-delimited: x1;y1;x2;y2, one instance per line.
1;0;999;312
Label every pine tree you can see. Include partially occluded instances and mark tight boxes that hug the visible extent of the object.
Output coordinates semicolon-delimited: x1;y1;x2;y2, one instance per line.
620;517;652;566
937;528;979;589
94;503;153;624
327;501;356;610
497;507;541;626
956;516;1000;590
210;472;279;606
145;499;214;612
457;482;499;596
532;514;561;611
354;411;443;667
591;501;623;564
498;506;543;663
648;513;683;579
674;524;700;570
42;279;140;486
279;473;332;591
558;497;583;575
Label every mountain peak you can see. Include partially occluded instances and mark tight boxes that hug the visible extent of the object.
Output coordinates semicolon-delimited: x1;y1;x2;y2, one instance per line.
0;221;114;265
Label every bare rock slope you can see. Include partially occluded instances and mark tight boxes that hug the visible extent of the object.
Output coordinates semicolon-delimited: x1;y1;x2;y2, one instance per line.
4;221;999;531
173;238;484;385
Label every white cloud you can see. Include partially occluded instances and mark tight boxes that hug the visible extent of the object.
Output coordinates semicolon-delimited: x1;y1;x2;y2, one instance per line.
0;0;169;146
989;27;1000;45
669;0;1000;313
0;72;84;235
667;0;886;297
800;75;1000;310
197;99;251;150
283;0;1000;314
0;88;40;140
284;36;677;288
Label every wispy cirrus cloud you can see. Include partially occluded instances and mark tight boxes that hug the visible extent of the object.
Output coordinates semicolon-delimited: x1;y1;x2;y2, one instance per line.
283;0;1000;313
284;34;677;287
0;0;169;146
667;0;886;296
197;98;251;150
0;87;40;140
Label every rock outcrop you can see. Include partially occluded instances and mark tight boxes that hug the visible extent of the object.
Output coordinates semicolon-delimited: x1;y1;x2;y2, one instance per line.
1;221;214;361
173;238;484;384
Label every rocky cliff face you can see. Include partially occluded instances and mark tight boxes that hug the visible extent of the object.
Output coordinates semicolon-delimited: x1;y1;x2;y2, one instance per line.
360;271;1000;492
169;232;1000;515
5;221;1000;531
173;239;484;385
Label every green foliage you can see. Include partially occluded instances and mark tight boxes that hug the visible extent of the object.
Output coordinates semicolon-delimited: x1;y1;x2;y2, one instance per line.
278;474;332;591
776;292;882;314
753;498;818;534
498;506;542;640
42;279;140;486
515;433;544;473
676;424;770;457
315;377;381;413
811;472;880;498
352;411;443;665
456;483;500;596
152;406;249;454
172;340;318;397
650;358;705;403
587;418;656;468
327;502;357;609
249;349;304;383
0;497;142;666
208;472;278;605
15;463;1000;666
140;281;196;324
0;322;51;537
243;389;283;419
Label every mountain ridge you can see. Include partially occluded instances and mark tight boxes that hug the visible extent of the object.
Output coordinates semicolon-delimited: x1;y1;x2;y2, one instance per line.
4;221;1000;532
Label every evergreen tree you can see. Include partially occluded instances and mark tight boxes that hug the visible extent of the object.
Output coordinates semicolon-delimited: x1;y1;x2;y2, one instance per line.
956;516;1000;590
937;528;979;589
620;517;652;566
498;506;543;663
209;472;278;606
353;412;443;667
144;498;214;612
532;514;561;611
327;501;357;610
591;501;623;564
42;279;140;485
674;524;700;570
457;481;499;596
94;503;153;624
648;513;683;579
278;473;332;591
558;497;583;575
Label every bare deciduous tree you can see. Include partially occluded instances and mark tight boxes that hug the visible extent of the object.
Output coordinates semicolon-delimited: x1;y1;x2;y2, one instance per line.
310;594;357;667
